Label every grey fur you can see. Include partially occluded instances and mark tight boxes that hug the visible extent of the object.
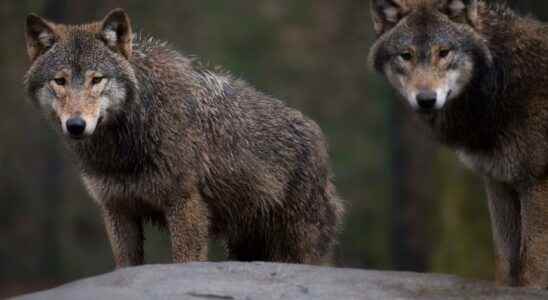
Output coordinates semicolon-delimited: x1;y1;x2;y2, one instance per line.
370;0;548;288
25;10;343;267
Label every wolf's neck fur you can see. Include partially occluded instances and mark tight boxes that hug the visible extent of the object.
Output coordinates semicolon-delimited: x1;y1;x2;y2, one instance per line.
70;38;195;177
430;3;544;153
71;88;159;176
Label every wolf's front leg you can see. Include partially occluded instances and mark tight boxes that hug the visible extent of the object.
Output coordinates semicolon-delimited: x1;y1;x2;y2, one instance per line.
484;178;521;286
102;206;144;268
519;182;548;288
166;191;209;263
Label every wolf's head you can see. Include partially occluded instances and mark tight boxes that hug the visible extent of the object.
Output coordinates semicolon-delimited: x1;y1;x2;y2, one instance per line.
369;0;492;114
25;9;137;140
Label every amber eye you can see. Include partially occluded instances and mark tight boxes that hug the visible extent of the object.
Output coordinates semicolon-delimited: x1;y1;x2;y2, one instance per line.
439;48;451;59
54;78;66;86
400;52;413;61
91;76;104;85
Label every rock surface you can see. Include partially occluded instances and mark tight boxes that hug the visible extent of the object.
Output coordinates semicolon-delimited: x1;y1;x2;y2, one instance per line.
12;262;548;300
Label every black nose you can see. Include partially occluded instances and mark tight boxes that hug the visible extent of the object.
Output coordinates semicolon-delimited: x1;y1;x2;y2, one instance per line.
66;117;86;137
416;91;437;110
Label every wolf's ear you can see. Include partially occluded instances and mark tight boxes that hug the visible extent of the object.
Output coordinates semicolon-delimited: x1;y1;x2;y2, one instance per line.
100;9;133;59
370;0;409;36
438;0;480;28
25;14;57;62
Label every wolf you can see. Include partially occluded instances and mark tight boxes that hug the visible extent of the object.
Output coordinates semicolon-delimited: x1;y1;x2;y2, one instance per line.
24;9;343;267
370;0;548;288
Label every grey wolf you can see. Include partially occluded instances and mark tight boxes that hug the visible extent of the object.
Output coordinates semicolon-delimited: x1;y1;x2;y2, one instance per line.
370;0;548;288
25;9;343;267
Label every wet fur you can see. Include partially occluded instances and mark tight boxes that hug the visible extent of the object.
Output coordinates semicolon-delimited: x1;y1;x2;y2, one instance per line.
371;0;548;288
25;11;343;266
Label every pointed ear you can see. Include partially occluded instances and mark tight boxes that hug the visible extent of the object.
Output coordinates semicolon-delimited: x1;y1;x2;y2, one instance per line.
438;0;480;28
100;9;133;59
370;0;409;36
25;14;57;62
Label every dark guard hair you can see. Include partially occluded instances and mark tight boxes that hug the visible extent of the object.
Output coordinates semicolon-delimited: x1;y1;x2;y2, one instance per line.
370;0;548;288
24;9;344;266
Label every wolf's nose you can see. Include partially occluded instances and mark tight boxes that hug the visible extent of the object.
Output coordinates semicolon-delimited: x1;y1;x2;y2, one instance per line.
66;117;87;137
416;91;437;110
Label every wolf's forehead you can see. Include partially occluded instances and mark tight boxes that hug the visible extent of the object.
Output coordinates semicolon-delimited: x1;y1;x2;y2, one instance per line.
65;31;102;55
58;32;113;71
404;11;457;43
407;8;447;28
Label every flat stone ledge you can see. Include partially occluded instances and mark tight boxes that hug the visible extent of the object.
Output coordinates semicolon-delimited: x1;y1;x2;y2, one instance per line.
12;262;548;300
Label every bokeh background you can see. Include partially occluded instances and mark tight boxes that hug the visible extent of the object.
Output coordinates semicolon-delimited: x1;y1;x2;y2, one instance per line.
1;0;546;297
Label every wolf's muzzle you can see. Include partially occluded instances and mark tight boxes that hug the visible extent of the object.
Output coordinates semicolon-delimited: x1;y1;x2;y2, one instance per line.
416;91;437;110
66;117;87;138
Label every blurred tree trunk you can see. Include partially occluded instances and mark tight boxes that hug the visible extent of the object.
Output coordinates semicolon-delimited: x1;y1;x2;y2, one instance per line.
513;1;548;17
389;97;436;272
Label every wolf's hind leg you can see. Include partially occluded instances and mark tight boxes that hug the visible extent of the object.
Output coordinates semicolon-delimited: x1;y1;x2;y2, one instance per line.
226;221;327;264
102;206;144;268
272;223;331;264
166;191;209;263
484;178;521;286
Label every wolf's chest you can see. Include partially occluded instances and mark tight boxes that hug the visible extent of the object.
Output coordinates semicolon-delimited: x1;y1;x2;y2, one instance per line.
81;173;170;207
456;149;522;183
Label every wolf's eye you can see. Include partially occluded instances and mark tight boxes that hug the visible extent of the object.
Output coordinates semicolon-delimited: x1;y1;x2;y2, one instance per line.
91;76;105;85
54;78;66;86
400;52;413;61
439;49;451;59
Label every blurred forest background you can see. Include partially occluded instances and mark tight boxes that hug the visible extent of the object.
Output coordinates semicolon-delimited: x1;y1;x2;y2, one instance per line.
1;0;547;297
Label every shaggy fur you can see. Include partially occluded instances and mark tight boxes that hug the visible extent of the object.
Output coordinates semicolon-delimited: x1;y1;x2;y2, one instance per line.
371;0;548;288
25;9;343;267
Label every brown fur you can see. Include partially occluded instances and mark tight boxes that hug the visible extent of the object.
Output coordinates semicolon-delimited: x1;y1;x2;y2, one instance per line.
371;0;548;288
25;9;343;267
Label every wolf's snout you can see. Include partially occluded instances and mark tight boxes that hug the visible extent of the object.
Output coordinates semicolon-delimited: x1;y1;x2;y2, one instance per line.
66;117;87;138
416;91;437;110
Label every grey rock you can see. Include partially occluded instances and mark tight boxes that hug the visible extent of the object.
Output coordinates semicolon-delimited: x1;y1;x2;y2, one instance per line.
12;262;548;300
